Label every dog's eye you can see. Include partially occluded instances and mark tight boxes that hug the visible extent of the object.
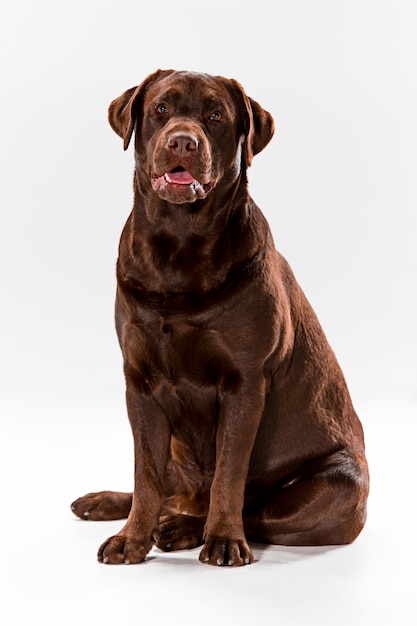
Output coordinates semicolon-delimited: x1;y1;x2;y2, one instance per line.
155;103;170;114
209;111;223;122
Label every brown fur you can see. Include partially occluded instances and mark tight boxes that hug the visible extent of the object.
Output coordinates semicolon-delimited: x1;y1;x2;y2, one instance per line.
71;70;369;566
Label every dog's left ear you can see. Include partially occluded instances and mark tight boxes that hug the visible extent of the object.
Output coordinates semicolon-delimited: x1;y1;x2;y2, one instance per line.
228;79;275;166
108;69;174;150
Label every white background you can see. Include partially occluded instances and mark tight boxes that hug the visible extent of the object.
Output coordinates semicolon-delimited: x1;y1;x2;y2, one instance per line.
1;1;416;624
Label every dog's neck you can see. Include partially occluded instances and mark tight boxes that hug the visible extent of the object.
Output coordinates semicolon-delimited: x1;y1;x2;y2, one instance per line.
116;176;270;296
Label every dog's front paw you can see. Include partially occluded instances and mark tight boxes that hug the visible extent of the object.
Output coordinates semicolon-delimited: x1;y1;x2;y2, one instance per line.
97;532;156;565
199;536;253;567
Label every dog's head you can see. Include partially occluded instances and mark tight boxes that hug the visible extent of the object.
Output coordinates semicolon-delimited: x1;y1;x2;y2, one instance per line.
108;70;274;205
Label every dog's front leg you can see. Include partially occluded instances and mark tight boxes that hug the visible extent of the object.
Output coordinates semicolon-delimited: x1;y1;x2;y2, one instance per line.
98;385;170;564
199;382;265;567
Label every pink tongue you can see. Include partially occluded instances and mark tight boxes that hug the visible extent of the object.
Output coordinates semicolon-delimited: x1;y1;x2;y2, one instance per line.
165;170;196;184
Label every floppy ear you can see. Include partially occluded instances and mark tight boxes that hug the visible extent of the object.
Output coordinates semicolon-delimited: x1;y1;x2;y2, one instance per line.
229;79;275;166
108;69;174;150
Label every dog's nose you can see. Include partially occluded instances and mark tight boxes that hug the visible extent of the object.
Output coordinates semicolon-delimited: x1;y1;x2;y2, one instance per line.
167;132;199;155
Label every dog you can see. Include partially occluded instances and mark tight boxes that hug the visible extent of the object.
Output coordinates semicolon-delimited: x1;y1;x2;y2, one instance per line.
71;70;369;566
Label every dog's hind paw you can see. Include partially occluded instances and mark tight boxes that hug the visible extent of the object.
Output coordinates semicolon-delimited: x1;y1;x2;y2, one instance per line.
70;491;132;521
157;514;205;551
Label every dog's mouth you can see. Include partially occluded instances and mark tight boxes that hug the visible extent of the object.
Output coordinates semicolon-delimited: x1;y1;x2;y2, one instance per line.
151;167;213;199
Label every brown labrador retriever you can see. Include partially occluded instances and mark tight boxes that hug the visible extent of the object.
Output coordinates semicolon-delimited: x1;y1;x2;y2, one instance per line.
71;70;369;566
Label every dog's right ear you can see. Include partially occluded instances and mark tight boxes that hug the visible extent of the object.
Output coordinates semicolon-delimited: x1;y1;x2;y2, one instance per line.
108;69;174;150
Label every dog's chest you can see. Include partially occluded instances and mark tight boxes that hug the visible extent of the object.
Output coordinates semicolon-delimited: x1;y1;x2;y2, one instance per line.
122;313;242;396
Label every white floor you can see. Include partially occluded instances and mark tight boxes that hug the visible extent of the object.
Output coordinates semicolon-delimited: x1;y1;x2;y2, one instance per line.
1;389;415;626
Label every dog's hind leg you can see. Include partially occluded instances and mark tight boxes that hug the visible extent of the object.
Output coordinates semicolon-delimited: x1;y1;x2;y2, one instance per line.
244;450;369;546
71;491;132;521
